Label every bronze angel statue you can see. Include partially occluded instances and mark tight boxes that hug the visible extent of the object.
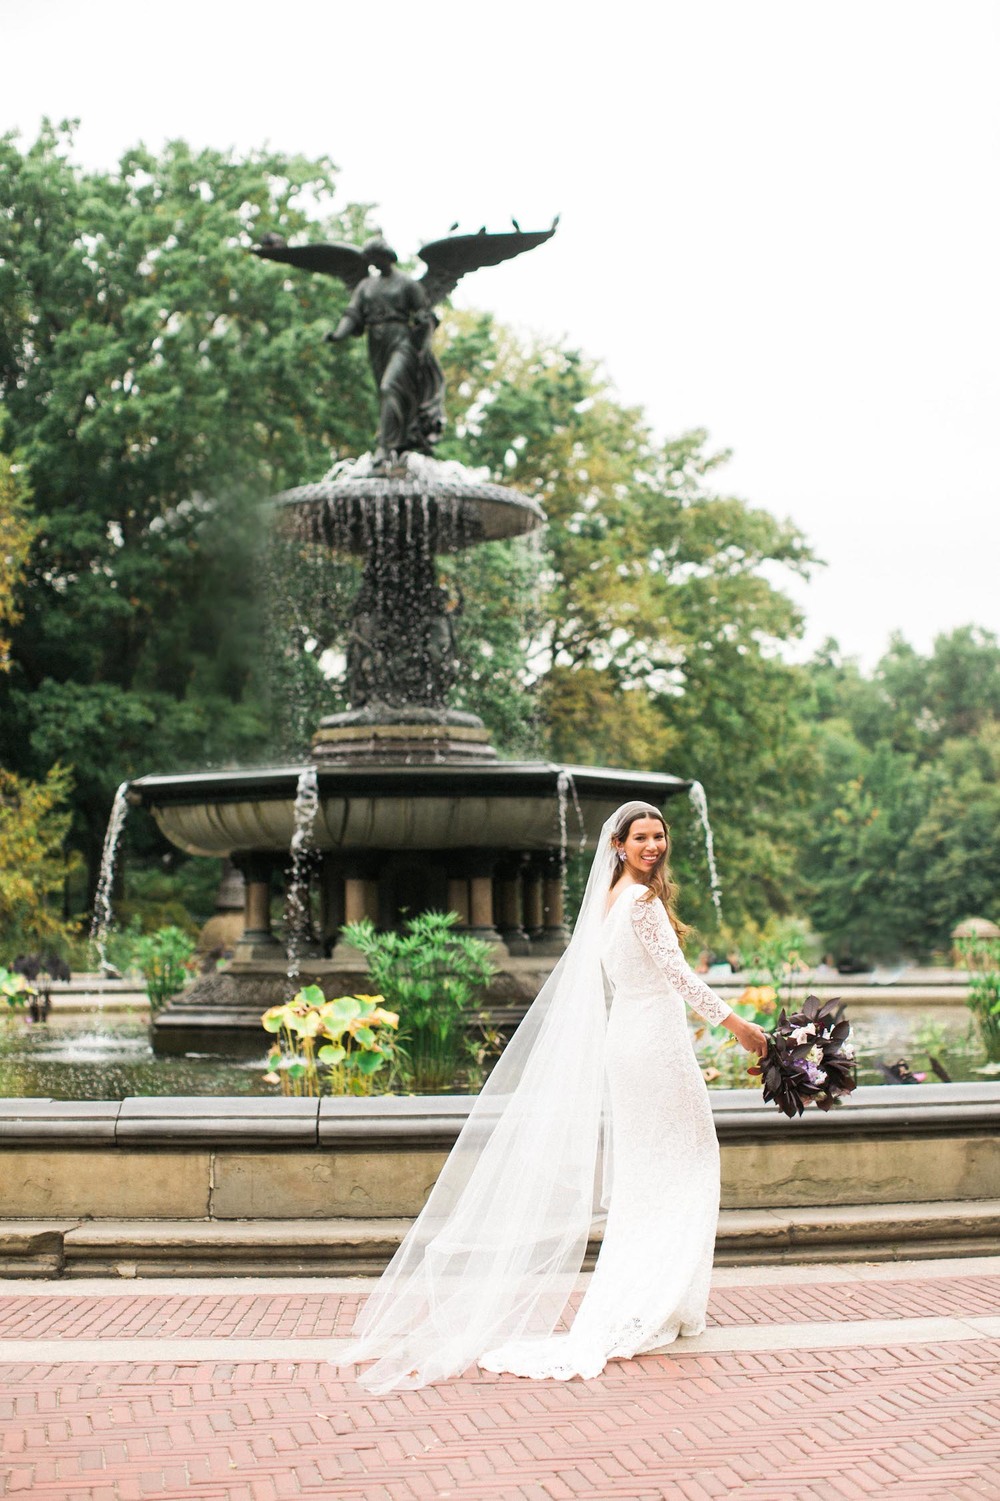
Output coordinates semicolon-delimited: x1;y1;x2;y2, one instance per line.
252;222;557;462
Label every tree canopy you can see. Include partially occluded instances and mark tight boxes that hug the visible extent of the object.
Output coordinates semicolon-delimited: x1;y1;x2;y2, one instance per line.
0;122;376;887
1;124;994;958
802;629;1000;956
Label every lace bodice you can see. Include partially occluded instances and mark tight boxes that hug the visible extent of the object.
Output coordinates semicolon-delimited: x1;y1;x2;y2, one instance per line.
601;884;733;1027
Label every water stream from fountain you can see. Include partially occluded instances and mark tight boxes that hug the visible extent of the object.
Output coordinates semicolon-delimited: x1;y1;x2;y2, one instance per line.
555;769;588;873
284;766;320;982
688;780;723;919
89;782;130;972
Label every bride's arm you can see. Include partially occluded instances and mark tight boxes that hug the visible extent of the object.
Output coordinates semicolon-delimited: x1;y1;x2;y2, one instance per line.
630;895;767;1053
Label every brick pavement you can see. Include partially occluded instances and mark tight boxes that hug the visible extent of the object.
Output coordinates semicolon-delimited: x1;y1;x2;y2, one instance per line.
1;1262;999;1501
4;1272;1000;1342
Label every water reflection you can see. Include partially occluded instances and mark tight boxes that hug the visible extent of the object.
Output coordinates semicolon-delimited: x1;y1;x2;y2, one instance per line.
0;1004;990;1101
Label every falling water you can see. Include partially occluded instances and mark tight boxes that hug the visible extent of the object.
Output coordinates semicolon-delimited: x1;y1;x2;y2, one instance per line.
687;780;723;919
556;770;570;871
555;769;588;871
567;773;588;853
89;782;130;972
284;766;320;982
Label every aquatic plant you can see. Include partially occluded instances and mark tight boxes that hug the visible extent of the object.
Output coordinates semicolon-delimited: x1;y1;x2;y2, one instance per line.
132;926;196;1012
0;966;34;1014
341;911;497;1092
956;936;1000;1060
262;985;399;1096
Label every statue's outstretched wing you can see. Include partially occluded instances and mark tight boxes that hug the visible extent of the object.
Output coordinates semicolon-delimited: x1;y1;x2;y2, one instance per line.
418;222;557;307
252;237;368;290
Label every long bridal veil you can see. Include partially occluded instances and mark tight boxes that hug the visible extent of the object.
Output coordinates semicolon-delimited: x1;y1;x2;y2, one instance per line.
335;805;636;1394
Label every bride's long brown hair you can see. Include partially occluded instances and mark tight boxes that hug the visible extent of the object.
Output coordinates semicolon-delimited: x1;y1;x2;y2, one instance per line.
609;803;692;944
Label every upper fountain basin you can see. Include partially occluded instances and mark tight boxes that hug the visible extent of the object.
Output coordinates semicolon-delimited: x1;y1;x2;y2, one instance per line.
127;763;692;859
274;453;545;553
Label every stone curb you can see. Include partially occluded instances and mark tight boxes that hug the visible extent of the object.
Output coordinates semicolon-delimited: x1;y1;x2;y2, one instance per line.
1;1199;997;1278
2;1081;998;1147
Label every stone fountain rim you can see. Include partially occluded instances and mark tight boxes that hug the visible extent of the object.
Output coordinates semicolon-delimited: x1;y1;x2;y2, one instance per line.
273;476;545;547
127;762;693;808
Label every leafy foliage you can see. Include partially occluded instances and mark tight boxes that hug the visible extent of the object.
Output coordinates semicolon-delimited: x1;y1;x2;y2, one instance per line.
803;631;1000;957
0;122;377;887
3;131;994;965
0;763;80;950
131;924;195;1010
261;985;400;1096
0;453;36;674
954;936;1000;1060
438;310;820;932
342;911;497;1092
0;966;35;1013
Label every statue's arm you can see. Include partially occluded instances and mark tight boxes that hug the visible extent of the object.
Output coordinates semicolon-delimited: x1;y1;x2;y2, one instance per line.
325;285;366;343
326;312;361;343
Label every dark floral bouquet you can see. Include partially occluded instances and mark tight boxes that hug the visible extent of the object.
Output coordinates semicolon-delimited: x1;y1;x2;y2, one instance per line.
748;994;857;1118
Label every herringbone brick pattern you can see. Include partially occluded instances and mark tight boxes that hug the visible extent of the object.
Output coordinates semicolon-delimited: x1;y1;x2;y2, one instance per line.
1;1271;999;1500
2;1272;999;1341
2;1343;999;1499
707;1272;1000;1326
0;1293;361;1341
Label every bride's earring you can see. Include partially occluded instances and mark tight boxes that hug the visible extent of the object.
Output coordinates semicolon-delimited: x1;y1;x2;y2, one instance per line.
616;849;626;863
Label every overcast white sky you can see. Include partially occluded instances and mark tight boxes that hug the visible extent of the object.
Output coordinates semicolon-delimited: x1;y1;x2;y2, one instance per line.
5;0;998;668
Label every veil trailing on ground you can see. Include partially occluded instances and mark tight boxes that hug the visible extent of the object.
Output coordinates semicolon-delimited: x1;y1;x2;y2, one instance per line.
335;805;644;1393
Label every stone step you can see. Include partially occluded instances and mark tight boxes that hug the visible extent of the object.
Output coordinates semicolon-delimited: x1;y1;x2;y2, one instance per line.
1;1200;997;1279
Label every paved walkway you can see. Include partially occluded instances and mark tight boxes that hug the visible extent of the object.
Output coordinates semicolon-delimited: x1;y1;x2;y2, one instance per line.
1;1256;998;1500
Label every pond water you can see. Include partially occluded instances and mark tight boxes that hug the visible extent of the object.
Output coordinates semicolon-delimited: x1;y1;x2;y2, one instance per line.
0;1007;993;1100
0;1015;272;1100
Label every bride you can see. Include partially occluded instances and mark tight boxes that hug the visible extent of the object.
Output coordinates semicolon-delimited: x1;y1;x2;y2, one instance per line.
336;801;768;1392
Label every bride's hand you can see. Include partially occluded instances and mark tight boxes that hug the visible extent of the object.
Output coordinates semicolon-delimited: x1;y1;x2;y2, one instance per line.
732;1018;769;1056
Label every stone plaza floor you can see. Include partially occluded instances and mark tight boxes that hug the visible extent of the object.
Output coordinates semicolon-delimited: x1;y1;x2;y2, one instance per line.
1;1255;999;1500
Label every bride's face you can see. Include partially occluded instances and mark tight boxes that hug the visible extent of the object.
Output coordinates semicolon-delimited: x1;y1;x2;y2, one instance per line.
617;817;667;879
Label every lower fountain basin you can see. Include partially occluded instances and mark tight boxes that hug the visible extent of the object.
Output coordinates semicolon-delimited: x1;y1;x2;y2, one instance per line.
128;762;691;859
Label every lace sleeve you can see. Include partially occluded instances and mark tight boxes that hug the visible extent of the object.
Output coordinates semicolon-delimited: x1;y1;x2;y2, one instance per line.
630;894;733;1026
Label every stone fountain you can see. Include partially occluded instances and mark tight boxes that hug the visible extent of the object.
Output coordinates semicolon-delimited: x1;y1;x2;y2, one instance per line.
126;221;692;1054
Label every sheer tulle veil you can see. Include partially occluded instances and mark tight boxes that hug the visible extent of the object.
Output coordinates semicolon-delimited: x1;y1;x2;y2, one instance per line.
336;801;653;1393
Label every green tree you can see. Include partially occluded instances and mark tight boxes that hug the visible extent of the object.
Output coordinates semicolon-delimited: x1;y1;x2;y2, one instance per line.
0;763;80;951
901;725;1000;944
0;452;36;674
803;738;927;957
803;632;1000;955
438;311;820;932
0;122;378;889
2;133;829;946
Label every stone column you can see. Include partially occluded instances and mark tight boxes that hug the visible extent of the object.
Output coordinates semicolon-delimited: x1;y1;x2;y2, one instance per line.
496;855;530;956
330;855;382;964
522;859;546;944
463;851;507;952
195;859;245;957
534;853;571;956
317;858;345;955
344;876;379;925
446;875;470;927
232;854;284;962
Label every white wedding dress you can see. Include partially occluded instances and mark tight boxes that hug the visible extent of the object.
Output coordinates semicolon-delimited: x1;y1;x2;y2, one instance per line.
478;883;733;1381
337;804;735;1394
